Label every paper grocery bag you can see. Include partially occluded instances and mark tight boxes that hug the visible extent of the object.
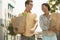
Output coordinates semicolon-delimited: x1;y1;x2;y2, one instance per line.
12;15;26;34
50;13;60;32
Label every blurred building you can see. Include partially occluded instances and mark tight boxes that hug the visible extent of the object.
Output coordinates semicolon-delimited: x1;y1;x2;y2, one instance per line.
0;0;16;27
0;0;16;40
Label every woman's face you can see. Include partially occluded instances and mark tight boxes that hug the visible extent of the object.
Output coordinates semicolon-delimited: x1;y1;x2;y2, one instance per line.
42;5;48;12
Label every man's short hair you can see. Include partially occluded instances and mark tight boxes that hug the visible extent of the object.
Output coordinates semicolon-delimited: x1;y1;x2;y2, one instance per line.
25;0;33;6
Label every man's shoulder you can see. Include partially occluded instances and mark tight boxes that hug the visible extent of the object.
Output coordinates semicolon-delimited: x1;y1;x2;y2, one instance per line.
32;13;37;15
32;13;37;17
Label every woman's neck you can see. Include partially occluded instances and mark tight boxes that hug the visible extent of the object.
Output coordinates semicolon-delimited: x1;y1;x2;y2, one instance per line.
44;12;49;16
44;12;50;19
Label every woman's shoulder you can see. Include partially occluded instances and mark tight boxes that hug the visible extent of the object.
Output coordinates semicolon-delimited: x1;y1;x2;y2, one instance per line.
40;15;44;19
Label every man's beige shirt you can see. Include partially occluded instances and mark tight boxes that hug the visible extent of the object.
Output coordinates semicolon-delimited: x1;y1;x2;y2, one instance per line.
19;12;37;37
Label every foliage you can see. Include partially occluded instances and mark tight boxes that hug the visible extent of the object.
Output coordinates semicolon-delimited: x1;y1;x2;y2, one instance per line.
48;0;60;13
8;22;16;35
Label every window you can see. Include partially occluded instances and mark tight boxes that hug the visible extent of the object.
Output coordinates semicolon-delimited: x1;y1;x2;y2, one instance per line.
8;13;14;18
8;4;14;12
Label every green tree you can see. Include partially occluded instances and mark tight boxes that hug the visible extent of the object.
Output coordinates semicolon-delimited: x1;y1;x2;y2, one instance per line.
8;22;16;35
48;0;60;13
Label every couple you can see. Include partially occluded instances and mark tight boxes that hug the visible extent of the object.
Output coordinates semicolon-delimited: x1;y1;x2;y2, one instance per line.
18;0;57;40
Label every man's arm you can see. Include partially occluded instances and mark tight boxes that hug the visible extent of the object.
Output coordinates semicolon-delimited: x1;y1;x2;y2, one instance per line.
32;20;38;30
31;14;38;31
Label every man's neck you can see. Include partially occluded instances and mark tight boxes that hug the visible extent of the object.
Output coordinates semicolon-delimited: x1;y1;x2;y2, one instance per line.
24;9;31;13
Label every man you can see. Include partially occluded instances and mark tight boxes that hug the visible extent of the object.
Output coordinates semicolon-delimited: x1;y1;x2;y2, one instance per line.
19;0;37;40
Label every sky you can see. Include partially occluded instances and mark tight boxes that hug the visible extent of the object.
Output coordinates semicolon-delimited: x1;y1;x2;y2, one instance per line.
14;0;48;32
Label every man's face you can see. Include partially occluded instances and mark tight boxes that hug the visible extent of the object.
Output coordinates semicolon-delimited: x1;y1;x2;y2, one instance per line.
26;2;33;11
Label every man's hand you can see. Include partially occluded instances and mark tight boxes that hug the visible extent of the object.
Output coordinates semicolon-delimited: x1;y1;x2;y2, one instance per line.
30;24;38;33
30;28;35;33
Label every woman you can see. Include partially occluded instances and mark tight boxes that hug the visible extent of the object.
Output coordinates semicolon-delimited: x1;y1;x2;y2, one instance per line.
39;3;57;40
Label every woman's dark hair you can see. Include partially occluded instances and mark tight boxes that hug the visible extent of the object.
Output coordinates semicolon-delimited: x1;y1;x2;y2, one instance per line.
25;0;33;6
42;3;51;11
